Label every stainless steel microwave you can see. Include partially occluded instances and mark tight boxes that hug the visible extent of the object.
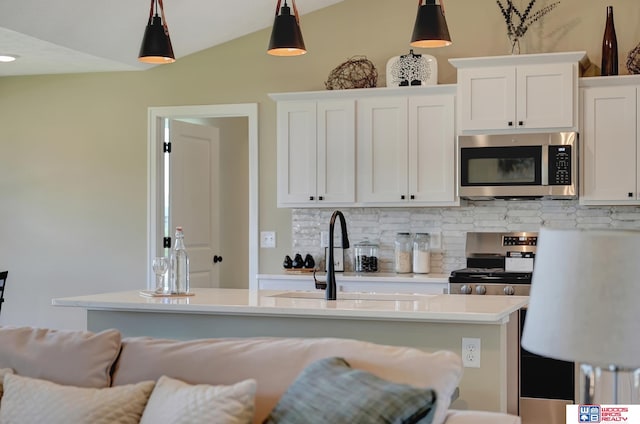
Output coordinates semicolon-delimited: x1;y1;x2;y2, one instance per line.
458;132;578;200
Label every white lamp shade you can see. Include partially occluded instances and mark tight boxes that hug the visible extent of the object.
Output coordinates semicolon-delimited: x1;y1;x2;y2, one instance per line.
521;227;640;369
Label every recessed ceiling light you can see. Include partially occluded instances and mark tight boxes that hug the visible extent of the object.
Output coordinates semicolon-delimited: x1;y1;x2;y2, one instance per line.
0;55;18;63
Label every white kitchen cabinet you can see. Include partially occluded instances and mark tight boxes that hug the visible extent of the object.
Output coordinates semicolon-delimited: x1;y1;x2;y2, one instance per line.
275;99;355;207
356;96;408;203
580;79;640;205
357;93;457;206
271;85;458;208
450;52;585;133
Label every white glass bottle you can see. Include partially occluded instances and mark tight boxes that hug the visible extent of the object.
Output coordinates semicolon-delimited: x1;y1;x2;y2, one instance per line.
412;233;431;274
170;226;190;294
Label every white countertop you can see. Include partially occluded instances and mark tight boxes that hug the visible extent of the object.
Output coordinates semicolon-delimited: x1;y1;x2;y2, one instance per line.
52;288;528;324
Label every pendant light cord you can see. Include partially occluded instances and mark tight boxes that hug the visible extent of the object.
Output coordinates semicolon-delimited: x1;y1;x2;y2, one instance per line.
147;0;171;36
274;0;301;25
419;0;446;15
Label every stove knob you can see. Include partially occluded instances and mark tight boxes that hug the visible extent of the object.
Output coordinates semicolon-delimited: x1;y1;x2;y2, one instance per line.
460;285;472;295
475;285;487;295
503;286;515;296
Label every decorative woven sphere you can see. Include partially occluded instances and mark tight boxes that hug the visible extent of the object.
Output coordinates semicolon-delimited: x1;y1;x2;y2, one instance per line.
325;56;378;90
627;42;640;75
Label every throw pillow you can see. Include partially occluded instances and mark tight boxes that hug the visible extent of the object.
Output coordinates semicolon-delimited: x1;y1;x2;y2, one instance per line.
140;375;257;424
0;373;154;424
263;357;437;424
0;326;121;388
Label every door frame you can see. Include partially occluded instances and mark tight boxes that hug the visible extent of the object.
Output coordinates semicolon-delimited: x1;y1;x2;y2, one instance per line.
147;103;259;290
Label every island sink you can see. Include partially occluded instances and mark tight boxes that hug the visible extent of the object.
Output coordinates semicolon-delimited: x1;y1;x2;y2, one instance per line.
268;291;436;302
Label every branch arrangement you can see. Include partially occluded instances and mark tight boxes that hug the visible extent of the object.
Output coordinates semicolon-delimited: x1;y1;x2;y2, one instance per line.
497;0;560;50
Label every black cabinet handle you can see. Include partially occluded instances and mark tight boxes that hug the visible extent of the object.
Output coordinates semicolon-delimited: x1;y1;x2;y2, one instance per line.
213;255;223;264
518;121;524;126
410;195;415;200
508;121;513;126
629;192;634;198
309;196;314;201
401;195;405;200
319;196;324;201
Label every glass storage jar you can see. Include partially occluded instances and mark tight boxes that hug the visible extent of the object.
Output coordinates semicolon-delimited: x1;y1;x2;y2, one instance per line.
412;233;431;274
394;232;413;273
354;240;379;272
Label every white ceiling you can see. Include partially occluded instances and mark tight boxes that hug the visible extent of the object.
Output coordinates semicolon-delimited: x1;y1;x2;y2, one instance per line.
0;0;343;77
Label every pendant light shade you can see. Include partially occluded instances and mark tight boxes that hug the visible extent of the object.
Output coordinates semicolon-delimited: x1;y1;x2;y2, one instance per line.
410;0;452;48
268;0;306;56
139;0;175;64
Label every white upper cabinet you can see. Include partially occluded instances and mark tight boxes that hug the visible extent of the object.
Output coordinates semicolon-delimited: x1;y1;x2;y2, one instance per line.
356;93;457;206
271;86;458;208
275;99;355;207
450;52;585;133
357;96;409;203
580;77;640;205
409;95;456;203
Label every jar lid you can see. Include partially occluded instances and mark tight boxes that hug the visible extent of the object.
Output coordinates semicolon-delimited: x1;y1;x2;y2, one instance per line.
355;239;379;247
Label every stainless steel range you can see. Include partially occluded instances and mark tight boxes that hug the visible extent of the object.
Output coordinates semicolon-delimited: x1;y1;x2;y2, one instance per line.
450;232;575;424
449;232;537;296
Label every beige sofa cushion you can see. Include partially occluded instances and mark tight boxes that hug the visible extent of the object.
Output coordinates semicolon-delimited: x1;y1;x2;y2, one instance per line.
0;373;154;424
140;376;256;424
0;368;14;400
0;326;121;388
112;336;462;424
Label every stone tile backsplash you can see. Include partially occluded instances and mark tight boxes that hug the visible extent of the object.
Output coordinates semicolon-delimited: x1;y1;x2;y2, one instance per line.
292;200;640;274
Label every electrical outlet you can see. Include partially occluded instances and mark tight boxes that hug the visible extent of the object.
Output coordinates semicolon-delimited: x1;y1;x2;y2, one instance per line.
320;231;329;248
462;337;481;368
260;231;276;248
430;232;442;251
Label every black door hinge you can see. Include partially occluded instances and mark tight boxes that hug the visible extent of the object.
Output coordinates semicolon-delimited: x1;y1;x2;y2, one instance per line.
163;142;172;153
163;237;172;248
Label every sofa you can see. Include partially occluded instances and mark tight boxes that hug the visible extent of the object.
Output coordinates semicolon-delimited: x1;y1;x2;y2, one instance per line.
0;326;520;424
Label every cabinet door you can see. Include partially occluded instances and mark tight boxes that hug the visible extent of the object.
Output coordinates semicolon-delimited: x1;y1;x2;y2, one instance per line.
317;100;356;204
458;66;516;131
357;96;408;203
517;63;574;129
276;101;317;206
408;94;456;203
581;86;637;204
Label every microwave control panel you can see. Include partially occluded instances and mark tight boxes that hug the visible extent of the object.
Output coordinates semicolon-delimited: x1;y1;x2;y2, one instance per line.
548;145;572;186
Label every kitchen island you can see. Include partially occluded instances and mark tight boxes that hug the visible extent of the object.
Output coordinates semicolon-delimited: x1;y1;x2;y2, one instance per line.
53;288;527;415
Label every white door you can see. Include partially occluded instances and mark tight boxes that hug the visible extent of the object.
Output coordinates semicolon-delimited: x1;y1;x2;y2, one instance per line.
169;120;221;287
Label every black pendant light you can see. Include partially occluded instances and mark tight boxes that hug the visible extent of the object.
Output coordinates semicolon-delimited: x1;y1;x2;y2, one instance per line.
268;0;307;56
410;0;452;48
139;0;175;64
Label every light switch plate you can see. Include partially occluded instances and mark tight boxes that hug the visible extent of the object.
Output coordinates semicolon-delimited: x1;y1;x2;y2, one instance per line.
260;231;276;248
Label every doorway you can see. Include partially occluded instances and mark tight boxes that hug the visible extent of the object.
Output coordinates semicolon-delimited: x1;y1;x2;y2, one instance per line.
147;104;258;290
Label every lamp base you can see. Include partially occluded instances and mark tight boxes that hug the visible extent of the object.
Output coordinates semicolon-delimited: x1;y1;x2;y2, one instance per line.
580;364;640;404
